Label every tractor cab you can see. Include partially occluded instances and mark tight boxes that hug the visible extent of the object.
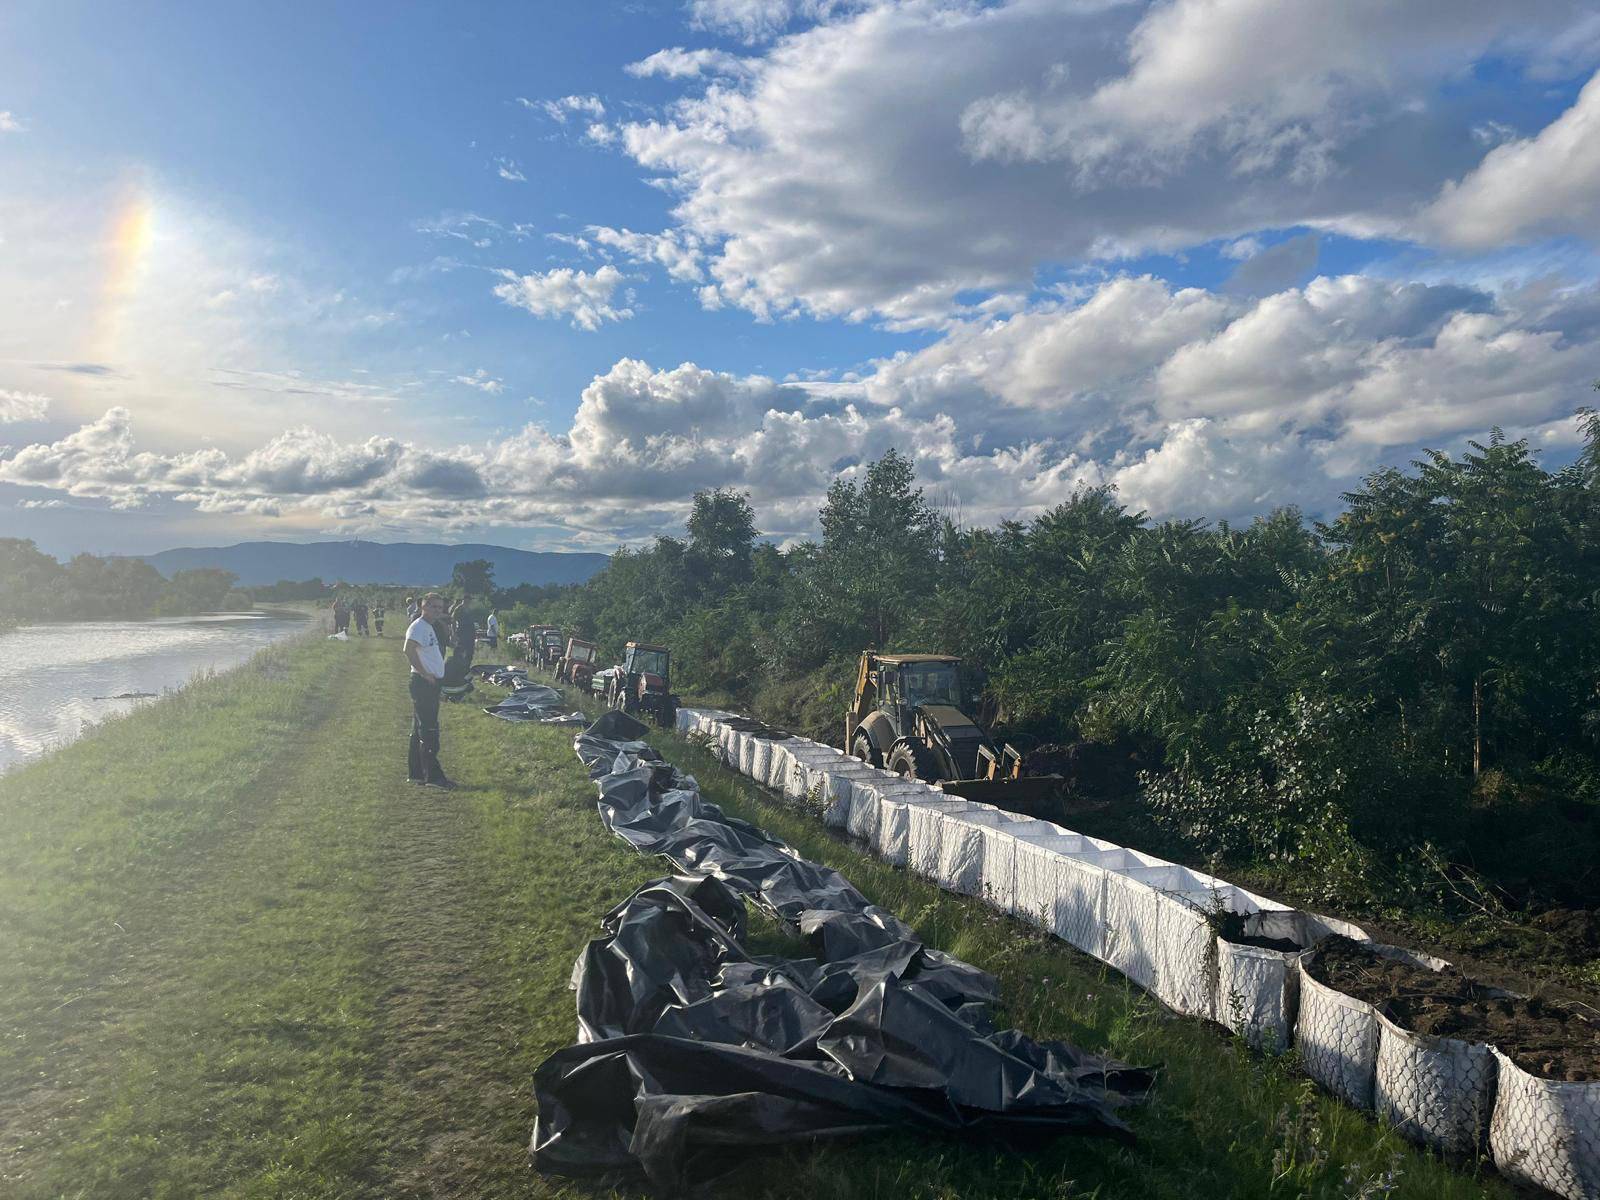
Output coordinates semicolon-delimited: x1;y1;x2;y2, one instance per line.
556;637;600;686
607;642;679;726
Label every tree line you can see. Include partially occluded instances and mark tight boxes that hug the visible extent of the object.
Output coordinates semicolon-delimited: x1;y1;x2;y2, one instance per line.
0;540;252;627
504;426;1600;912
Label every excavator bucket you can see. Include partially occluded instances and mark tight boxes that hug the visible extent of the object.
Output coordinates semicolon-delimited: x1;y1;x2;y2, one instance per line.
936;774;1062;818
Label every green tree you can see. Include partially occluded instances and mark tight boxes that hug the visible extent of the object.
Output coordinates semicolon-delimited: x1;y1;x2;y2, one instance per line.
451;559;496;596
686;488;758;595
811;449;940;650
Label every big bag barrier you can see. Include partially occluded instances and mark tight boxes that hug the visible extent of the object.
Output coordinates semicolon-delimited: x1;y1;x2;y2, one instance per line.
669;707;1599;1198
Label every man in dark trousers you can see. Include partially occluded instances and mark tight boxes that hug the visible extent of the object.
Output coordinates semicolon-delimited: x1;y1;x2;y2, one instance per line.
404;592;455;789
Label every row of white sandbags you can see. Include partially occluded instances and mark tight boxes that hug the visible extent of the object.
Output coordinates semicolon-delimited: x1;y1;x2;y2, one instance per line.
676;708;1598;1200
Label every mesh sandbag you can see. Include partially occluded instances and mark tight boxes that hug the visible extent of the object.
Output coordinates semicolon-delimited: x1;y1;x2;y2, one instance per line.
1015;841;1108;958
737;733;759;777
1296;961;1380;1109
1216;941;1300;1053
749;738;773;785
906;799;980;880
978;818;1060;917
1374;1011;1496;1155
816;763;884;830
872;786;941;867
1151;892;1217;1021
934;807;1017;898
1101;872;1165;993
1490;1048;1600;1200
764;740;794;789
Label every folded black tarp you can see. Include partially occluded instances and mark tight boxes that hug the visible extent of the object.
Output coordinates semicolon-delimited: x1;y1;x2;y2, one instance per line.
483;682;586;725
528;712;1156;1190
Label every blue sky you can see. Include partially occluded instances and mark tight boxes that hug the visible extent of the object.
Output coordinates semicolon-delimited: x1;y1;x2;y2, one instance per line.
3;0;1599;555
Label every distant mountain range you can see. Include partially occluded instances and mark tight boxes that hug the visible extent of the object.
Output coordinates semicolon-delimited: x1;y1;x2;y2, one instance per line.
140;540;610;588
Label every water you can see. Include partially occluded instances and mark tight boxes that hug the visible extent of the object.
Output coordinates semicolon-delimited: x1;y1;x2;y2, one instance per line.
0;610;311;774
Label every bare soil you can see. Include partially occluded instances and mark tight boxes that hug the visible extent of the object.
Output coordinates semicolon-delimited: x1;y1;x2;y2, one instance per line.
1215;912;1303;954
1307;936;1600;1082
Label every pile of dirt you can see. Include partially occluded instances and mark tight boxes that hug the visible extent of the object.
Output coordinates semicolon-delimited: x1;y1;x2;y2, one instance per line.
1307;936;1600;1082
1214;911;1303;954
1021;739;1146;800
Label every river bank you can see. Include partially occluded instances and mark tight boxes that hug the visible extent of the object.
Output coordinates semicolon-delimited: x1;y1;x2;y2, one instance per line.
0;635;1515;1198
0;608;313;774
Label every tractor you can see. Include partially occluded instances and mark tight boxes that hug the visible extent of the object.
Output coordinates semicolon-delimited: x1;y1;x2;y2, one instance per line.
555;636;600;688
525;625;560;666
537;627;566;668
604;641;680;727
844;651;1059;814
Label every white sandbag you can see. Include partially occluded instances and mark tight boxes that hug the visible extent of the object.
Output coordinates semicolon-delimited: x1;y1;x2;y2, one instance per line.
1101;871;1173;993
778;742;833;801
1013;834;1110;955
906;798;982;879
1490;1048;1600;1200
818;762;884;829
764;740;794;789
976;816;1060;915
783;746;851;805
1151;891;1220;1020
933;806;1018;897
1064;846;1168;871
1296;962;1380;1109
867;781;938;866
1216;939;1300;1053
1375;1010;1497;1155
748;738;773;784
1294;944;1448;1111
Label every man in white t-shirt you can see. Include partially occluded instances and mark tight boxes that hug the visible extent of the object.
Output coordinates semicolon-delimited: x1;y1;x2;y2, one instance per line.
485;610;499;648
404;592;454;789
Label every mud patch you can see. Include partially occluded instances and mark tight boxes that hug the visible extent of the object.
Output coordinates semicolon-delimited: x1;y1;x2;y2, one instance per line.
1307;936;1600;1082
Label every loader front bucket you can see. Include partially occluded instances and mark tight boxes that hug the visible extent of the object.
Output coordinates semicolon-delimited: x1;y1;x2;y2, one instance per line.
936;774;1063;818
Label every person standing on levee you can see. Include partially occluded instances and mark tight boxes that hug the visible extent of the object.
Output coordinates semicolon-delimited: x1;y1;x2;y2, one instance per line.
404;592;455;790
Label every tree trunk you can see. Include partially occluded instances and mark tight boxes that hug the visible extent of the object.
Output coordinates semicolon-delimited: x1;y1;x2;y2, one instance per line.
1472;674;1483;778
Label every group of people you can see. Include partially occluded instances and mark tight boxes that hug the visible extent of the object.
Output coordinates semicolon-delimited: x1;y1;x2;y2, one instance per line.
331;596;384;637
401;593;496;790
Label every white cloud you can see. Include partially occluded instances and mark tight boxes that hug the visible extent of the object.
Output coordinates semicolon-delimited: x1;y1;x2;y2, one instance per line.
626;47;753;79
1422;69;1600;248
583;122;618;146
688;0;858;42
618;0;1600;325
491;264;634;330
586;225;705;282
0;111;24;133
523;94;606;123
453;368;505;394
6;273;1596;543
0;389;50;422
494;156;527;182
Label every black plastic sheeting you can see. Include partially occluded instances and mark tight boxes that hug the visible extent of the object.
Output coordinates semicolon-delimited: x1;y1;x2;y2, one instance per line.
484;679;587;725
529;710;1155;1189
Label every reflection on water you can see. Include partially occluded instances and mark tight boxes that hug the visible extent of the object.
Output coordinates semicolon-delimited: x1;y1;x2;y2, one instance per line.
0;611;310;774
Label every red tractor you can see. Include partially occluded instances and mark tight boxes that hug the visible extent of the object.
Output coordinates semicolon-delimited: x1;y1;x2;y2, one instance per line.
605;641;679;727
555;636;600;688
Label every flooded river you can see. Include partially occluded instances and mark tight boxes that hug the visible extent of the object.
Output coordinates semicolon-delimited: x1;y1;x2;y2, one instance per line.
0;610;311;774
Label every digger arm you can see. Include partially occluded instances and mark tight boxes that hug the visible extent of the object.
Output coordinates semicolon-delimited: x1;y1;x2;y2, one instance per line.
844;652;875;748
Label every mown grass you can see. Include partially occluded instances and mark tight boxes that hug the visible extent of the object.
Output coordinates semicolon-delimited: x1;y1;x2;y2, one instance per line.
0;635;1515;1199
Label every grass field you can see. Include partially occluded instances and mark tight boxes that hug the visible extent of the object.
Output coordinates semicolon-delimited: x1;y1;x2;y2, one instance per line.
0;632;1523;1198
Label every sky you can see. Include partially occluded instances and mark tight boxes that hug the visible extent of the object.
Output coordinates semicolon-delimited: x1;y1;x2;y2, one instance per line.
2;0;1600;557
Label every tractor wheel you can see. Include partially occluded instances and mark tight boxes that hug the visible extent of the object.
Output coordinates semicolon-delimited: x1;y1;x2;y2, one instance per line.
659;700;678;730
886;739;941;783
851;733;881;768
